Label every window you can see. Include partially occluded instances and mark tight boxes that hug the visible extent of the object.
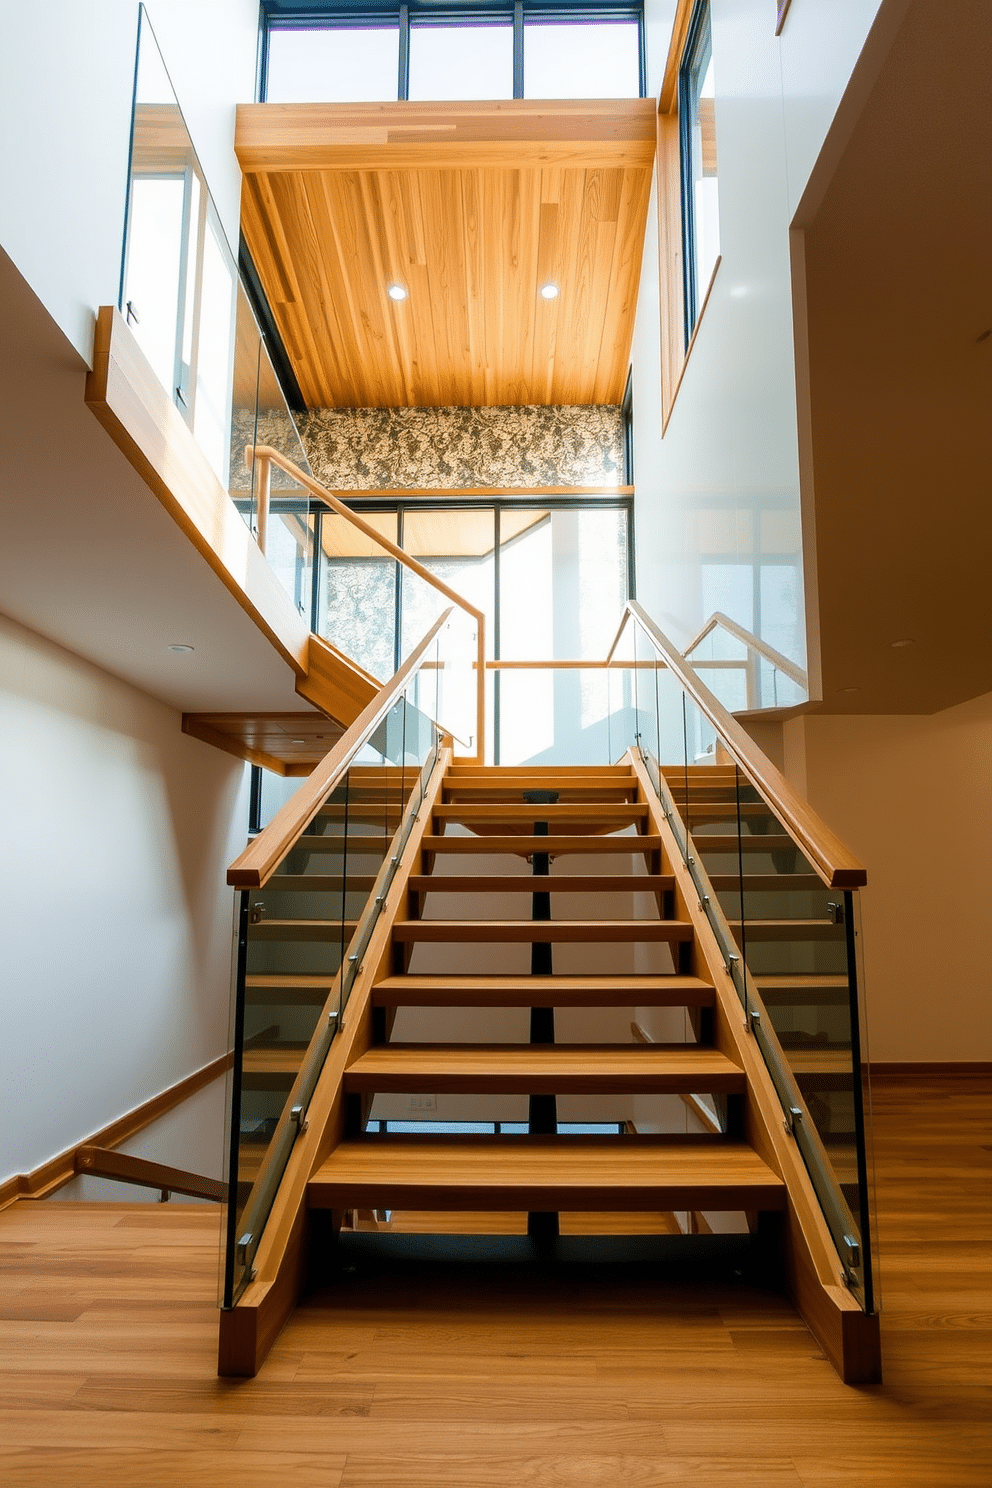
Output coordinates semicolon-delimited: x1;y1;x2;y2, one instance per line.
655;0;722;432
523;18;640;99
261;3;645;104
408;21;514;102
266;25;400;103
678;0;720;339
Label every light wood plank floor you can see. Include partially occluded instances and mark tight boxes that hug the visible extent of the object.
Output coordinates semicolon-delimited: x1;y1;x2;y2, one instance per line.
0;1074;989;1487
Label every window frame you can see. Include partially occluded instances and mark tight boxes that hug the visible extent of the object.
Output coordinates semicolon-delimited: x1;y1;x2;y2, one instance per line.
655;0;721;435
259;0;646;102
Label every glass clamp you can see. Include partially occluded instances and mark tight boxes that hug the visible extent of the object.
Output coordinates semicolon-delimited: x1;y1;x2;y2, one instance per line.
843;1234;861;1269
235;1232;253;1265
290;1104;308;1135
783;1106;804;1137
826;900;845;925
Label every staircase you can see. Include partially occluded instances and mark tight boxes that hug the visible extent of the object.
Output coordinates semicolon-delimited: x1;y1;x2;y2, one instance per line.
307;759;786;1243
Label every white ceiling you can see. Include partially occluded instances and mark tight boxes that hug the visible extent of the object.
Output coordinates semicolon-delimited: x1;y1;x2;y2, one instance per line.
0;248;319;719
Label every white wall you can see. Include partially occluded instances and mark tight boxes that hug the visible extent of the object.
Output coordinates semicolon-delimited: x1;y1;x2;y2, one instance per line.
0;0;259;365
632;0;885;662
0;612;249;1183
782;691;992;1065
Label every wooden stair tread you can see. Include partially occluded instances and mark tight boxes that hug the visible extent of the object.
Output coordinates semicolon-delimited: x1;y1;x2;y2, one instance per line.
295;834;392;852
308;1137;786;1211
442;784;638;801
344;1044;744;1094
242;1046;303;1078
708;873;824;891
392;918;693;942
408;874;674;894
690;834;796;853
249;918;359;941
246;974;337;987
371;974;715;1007
433;803;648;823
786;1048;853;1076
422;834;662;855
726;918;843;940
266;875;378;892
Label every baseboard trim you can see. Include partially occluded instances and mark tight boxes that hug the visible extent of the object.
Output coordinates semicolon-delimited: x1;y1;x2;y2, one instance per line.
869;1061;992;1079
0;1052;231;1210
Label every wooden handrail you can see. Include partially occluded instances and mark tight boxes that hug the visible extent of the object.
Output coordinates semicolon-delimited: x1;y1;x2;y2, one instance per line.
75;1146;227;1202
610;603;866;888
247;444;485;760
228;610;452;889
682;611;809;691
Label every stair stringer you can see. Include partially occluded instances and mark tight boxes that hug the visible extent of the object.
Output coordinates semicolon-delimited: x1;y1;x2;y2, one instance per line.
296;633;381;726
628;750;881;1384
217;746;452;1378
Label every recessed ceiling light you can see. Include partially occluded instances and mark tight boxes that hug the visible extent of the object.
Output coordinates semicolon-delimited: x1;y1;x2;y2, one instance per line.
539;283;559;300
167;643;194;654
387;284;408;301
291;739;306;745
889;638;915;648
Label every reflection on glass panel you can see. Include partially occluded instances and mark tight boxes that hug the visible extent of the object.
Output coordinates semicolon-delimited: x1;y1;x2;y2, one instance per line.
194;210;237;484
524;21;640;99
123;175;185;392
499;511;552;660
267;504;315;619
266;26;400;103
409;24;514;101
319;510;398;682
401;509;495;659
500;509;627;661
681;2;720;334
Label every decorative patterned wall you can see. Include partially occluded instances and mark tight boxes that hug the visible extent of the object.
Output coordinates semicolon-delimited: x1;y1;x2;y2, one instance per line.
296;405;624;490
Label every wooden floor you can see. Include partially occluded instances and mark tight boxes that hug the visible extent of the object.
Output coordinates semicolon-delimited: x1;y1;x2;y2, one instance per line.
1;1074;989;1486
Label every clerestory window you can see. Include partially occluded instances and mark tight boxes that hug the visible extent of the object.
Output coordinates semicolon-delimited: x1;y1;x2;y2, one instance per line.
678;0;720;342
260;2;645;104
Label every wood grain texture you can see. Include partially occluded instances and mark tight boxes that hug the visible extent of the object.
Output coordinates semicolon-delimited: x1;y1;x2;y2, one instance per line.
343;1043;745;1095
0;1075;987;1485
182;712;343;776
371;974;715;1007
391;918;694;943
235;101;655;407
84;308;309;677
0;1055;229;1211
309;1137;785;1212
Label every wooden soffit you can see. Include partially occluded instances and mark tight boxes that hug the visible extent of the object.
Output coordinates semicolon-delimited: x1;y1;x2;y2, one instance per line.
235;99;656;409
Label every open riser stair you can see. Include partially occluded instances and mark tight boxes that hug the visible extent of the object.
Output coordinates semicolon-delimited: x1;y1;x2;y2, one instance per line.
220;745;880;1387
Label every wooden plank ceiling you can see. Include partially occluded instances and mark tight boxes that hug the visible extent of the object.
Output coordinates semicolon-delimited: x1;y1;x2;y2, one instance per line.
235;100;656;409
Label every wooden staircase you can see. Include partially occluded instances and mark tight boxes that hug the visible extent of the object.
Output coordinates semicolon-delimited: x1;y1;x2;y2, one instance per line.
220;750;880;1385
308;759;786;1234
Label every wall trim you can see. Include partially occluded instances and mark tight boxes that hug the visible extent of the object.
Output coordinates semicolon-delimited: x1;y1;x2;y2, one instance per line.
869;1062;992;1079
0;1053;231;1211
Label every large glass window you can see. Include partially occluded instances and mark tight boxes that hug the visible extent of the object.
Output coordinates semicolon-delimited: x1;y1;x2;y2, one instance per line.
261;4;644;103
313;497;632;762
408;23;514;102
524;20;640;99
679;0;720;340
266;26;401;103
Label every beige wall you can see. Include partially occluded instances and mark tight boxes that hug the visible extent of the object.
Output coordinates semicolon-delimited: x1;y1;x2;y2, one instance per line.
0;611;248;1183
782;692;992;1064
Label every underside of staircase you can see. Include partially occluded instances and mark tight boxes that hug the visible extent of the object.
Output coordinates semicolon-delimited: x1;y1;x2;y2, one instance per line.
219;752;880;1385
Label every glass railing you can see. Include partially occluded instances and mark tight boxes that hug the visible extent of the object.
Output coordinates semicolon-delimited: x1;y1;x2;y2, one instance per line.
683;612;808;713
244;445;487;760
221;615;458;1307
605;604;876;1313
120;5;313;615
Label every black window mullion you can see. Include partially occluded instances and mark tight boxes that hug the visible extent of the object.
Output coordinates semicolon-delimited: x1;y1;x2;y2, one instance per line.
513;1;523;97
398;3;410;98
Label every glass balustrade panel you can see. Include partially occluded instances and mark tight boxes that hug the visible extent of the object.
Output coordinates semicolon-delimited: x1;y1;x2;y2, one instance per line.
224;702;441;1304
